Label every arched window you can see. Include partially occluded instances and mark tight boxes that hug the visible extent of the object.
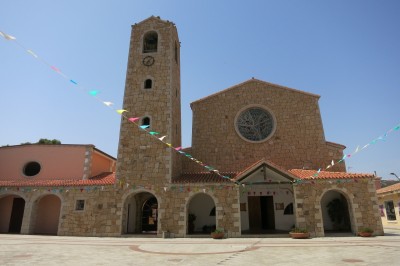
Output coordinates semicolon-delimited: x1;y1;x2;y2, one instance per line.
142;117;150;127
143;31;158;53
144;79;152;89
284;203;294;215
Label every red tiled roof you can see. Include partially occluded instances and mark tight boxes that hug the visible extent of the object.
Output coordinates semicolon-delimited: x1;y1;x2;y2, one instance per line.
234;158;298;181
377;182;400;194
289;169;374;180
172;172;238;184
0;172;115;187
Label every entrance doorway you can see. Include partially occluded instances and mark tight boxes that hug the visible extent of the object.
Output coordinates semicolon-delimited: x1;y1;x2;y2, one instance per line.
321;190;352;234
0;195;25;233
187;193;216;234
33;194;61;235
9;198;25;233
248;196;275;233
123;192;158;234
141;197;158;233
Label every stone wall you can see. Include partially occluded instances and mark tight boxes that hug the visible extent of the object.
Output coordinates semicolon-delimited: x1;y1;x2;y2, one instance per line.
159;184;240;237
116;17;181;187
185;79;345;173
0;187;123;237
294;179;384;237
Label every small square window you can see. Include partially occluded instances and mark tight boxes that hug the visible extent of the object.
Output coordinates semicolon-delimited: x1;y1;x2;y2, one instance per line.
75;200;85;211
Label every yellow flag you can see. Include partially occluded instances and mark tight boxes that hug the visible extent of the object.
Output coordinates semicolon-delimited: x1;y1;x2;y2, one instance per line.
116;109;127;114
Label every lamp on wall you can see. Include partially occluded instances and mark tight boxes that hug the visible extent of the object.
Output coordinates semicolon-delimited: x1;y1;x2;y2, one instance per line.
390;173;400;181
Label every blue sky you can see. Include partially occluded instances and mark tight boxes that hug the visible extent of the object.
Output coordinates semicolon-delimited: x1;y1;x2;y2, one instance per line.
1;0;399;180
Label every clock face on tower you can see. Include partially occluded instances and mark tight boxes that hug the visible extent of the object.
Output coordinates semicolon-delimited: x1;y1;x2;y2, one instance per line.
142;56;155;66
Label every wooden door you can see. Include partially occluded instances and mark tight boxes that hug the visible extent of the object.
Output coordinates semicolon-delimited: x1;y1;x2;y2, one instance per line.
248;196;262;231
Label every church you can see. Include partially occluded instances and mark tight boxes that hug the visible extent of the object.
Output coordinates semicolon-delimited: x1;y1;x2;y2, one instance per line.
0;16;383;238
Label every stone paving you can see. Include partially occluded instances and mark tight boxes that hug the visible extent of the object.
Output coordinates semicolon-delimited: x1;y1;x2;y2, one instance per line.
1;229;399;265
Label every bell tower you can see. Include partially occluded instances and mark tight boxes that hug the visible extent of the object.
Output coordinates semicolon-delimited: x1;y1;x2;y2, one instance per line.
116;16;182;185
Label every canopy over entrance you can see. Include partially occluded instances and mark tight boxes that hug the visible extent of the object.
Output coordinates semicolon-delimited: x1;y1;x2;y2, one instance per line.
235;159;296;234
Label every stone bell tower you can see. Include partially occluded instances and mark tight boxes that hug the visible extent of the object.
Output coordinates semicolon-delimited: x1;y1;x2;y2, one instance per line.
116;16;182;185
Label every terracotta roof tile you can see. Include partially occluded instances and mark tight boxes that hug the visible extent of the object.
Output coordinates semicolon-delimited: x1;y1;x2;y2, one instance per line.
172;172;238;184
377;182;400;194
234;158;298;181
289;169;374;180
0;172;115;187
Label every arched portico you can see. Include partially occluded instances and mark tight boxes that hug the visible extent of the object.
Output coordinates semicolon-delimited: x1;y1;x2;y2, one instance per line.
122;191;159;234
186;193;216;234
0;194;26;233
320;189;354;235
31;194;61;235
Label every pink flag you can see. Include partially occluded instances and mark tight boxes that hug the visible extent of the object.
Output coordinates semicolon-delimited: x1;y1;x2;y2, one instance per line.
51;66;61;72
128;117;140;122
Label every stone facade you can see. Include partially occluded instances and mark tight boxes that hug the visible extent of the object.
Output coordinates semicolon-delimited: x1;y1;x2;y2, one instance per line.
158;184;240;237
0;16;384;238
186;80;345;173
116;16;181;188
294;179;384;237
0;188;121;236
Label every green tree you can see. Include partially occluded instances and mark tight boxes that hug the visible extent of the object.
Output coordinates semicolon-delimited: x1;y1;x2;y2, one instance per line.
37;138;61;145
18;139;62;145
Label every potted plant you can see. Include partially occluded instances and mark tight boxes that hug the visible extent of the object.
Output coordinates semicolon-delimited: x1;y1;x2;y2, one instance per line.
358;227;374;237
188;213;196;234
211;228;225;239
289;227;310;239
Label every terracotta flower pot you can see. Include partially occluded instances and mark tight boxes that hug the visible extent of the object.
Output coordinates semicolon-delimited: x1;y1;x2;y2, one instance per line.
289;232;310;239
211;232;224;239
358;232;373;237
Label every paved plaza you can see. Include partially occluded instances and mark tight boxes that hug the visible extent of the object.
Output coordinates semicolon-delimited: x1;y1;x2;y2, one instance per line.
1;229;399;265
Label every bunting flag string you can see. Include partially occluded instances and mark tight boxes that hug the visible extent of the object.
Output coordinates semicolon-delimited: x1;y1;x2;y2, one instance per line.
0;30;236;185
1;31;398;186
301;122;400;180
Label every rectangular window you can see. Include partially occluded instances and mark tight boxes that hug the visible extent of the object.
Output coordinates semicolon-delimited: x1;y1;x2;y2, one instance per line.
385;200;396;221
75;200;85;211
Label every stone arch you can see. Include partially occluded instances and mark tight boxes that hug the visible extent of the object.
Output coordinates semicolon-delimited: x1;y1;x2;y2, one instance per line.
318;188;355;236
121;190;161;234
186;192;217;234
0;193;26;233
142;31;158;53
30;193;62;235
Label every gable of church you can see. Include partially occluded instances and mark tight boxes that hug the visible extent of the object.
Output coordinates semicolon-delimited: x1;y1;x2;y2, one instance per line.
185;79;345;173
